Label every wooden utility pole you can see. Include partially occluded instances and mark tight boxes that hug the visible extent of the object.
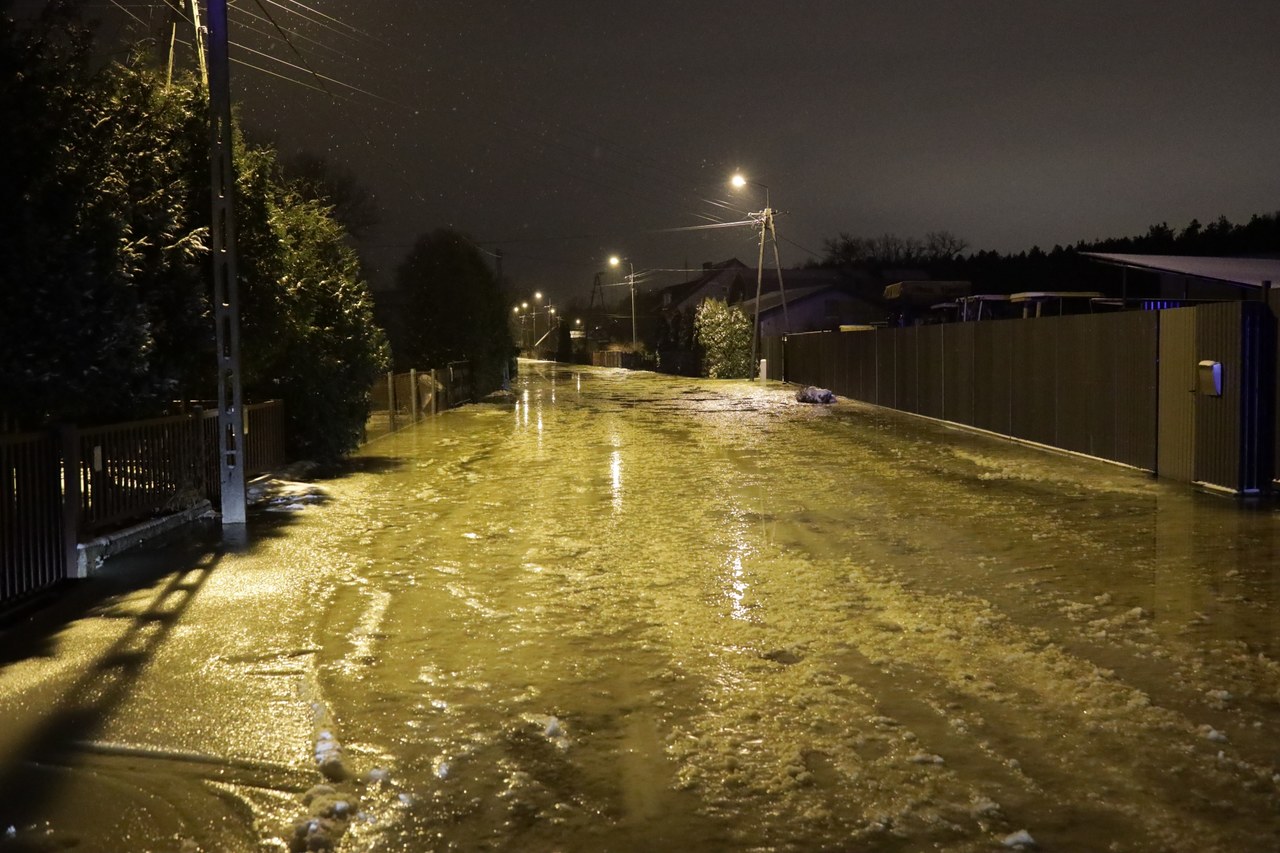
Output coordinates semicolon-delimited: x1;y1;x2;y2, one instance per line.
206;0;247;525
189;0;208;87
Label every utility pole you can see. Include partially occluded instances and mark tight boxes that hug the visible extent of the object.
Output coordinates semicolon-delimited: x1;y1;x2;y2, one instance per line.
207;0;247;526
165;23;177;91
189;0;208;88
629;267;637;351
733;174;789;377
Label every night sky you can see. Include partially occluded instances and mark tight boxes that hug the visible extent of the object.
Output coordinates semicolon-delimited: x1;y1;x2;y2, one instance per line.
49;1;1280;300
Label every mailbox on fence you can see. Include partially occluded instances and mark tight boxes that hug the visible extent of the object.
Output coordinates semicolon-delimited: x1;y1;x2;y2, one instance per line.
1197;360;1223;397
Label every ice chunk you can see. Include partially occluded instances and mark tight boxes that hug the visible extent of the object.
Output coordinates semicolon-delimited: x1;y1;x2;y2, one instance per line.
1197;724;1228;743
1002;829;1037;848
314;731;346;780
970;800;1001;819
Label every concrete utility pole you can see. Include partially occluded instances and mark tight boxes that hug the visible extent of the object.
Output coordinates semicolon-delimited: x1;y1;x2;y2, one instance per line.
207;0;247;525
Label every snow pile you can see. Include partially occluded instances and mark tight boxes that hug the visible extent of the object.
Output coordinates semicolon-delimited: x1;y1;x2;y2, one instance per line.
795;386;835;404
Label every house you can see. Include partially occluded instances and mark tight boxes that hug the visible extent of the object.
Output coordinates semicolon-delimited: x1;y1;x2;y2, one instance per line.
657;259;755;316
738;283;887;338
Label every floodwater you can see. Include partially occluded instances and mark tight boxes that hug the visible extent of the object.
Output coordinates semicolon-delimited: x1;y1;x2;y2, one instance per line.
2;360;1279;852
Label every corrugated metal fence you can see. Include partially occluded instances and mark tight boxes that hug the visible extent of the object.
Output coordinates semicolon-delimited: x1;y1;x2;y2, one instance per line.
781;302;1275;493
1;401;286;609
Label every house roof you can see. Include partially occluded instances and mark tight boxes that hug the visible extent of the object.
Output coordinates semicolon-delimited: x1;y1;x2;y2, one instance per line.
656;259;750;313
1082;253;1280;288
737;284;832;315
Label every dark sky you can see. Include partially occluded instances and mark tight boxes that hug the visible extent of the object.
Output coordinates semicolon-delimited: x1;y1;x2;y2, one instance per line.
54;1;1280;301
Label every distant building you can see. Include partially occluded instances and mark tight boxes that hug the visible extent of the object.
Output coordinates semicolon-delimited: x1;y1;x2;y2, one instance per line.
1083;252;1280;305
738;283;886;338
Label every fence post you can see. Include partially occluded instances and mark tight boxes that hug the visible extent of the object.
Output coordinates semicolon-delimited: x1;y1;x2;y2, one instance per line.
58;425;84;579
409;369;419;421
387;371;396;430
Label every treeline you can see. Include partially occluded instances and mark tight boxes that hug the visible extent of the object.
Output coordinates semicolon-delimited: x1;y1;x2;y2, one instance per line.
819;213;1280;295
0;3;387;461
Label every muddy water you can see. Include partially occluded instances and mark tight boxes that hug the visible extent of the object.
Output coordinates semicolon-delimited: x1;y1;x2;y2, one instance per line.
289;362;1280;852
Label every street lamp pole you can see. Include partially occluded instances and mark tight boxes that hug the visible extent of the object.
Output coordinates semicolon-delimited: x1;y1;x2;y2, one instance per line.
609;256;637;351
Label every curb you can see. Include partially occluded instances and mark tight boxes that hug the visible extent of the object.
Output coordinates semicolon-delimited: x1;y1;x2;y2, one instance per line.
76;500;215;577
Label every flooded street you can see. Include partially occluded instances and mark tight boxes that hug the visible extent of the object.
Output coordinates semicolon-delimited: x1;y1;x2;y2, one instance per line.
3;360;1280;852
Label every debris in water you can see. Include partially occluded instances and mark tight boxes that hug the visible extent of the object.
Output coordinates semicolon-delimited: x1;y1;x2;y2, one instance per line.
795;386;835;404
545;716;563;738
367;767;391;785
762;647;803;665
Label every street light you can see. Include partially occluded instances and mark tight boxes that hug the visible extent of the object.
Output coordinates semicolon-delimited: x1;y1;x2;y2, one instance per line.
730;171;789;377
609;255;637;351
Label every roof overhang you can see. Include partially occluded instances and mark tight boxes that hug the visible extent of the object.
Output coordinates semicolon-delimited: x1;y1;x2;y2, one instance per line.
1082;253;1280;288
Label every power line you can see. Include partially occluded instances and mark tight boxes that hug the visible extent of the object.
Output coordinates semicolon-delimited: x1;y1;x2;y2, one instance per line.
106;0;151;26
227;0;350;58
247;0;331;98
257;0;383;46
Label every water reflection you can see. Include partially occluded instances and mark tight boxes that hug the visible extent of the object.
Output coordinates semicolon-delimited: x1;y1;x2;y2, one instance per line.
727;553;749;621
610;449;623;512
318;361;1280;853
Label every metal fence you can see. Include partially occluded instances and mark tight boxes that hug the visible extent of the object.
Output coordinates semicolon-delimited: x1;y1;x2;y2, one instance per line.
2;401;288;608
591;351;643;369
1;432;64;605
197;401;287;507
364;363;475;442
779;302;1277;493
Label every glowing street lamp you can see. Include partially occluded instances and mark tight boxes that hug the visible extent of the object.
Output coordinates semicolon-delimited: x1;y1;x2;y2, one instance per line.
609;255;637;351
730;171;788;377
